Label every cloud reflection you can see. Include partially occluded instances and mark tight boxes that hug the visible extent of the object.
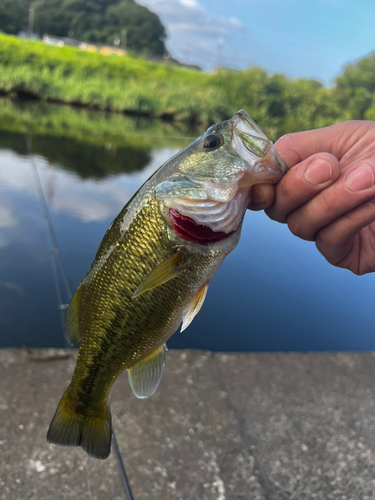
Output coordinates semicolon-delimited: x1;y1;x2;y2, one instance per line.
0;147;181;225
0;202;17;229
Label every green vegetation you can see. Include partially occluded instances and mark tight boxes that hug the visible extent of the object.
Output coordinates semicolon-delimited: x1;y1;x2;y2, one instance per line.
0;98;196;148
0;0;166;56
335;53;375;120
0;34;226;125
0;33;374;137
212;68;350;139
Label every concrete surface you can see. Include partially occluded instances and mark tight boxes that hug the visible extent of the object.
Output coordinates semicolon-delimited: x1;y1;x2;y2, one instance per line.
1;349;375;500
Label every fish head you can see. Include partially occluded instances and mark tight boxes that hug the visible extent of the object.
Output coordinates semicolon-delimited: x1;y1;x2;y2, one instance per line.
155;110;287;244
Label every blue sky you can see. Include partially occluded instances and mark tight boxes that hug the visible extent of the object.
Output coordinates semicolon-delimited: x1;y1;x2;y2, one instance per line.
138;0;375;85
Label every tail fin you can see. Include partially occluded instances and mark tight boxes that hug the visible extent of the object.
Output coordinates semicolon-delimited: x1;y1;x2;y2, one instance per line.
47;390;112;460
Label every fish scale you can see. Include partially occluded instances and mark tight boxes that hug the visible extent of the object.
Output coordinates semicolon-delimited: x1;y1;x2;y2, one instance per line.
47;110;287;459
67;196;223;409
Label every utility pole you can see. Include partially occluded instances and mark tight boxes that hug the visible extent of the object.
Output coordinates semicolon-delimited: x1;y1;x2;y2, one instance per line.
28;7;34;38
215;37;224;69
121;29;127;50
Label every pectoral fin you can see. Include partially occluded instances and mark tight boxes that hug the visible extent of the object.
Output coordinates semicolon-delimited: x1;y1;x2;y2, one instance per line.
181;283;209;332
65;284;83;346
132;252;186;298
128;344;166;399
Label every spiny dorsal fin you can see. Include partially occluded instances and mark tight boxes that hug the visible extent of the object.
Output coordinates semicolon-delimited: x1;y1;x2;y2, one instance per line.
65;284;83;346
181;283;209;332
128;344;166;399
132;251;185;298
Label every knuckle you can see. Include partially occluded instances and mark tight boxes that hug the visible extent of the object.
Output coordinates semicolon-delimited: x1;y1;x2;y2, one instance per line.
315;228;331;249
352;267;365;276
278;178;296;205
287;212;313;240
276;132;298;152
265;206;287;223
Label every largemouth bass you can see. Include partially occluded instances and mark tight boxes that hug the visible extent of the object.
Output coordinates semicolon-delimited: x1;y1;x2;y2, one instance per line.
47;110;287;459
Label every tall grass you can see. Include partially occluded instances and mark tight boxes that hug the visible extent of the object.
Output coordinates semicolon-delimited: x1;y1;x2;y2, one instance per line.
0;34;230;124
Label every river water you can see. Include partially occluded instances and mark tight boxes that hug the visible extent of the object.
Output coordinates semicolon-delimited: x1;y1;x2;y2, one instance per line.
0;100;374;351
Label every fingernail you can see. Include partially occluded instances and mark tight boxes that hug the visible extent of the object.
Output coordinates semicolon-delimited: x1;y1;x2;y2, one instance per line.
252;186;265;204
346;164;374;192
304;159;332;186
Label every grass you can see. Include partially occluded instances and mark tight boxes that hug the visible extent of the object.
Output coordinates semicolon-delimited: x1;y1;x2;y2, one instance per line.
0;33;230;124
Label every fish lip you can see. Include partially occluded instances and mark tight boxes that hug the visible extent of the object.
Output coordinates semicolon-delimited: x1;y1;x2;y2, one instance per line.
230;109;265;137
231;109;250;124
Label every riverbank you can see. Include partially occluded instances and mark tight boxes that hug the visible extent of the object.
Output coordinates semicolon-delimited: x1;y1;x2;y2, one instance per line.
0;33;228;126
1;348;375;499
0;33;349;135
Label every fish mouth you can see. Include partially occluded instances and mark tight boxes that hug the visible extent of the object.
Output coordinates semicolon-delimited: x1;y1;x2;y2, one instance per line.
230;109;288;177
169;208;235;245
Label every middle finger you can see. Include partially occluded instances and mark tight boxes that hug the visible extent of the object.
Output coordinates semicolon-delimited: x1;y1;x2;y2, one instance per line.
286;160;375;241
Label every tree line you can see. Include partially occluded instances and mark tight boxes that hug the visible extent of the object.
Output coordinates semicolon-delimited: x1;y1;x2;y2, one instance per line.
213;52;375;139
0;0;167;56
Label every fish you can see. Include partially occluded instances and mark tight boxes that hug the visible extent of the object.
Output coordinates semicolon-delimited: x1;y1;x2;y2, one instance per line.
47;110;287;460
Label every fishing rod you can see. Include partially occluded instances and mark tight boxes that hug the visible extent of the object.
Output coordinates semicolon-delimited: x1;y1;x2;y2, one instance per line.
26;134;135;500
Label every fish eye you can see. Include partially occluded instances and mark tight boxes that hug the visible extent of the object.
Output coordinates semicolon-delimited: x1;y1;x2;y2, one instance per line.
203;134;222;150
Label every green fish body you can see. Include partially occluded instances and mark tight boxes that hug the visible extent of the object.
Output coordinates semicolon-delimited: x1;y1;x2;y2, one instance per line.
47;110;287;459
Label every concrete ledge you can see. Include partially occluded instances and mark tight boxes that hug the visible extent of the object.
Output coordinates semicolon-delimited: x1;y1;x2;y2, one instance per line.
1;349;375;499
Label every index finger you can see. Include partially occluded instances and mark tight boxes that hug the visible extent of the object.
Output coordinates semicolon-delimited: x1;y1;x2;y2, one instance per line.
275;121;371;168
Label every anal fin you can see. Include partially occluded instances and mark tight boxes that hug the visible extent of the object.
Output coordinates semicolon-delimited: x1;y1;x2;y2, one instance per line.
132;251;186;298
128;344;166;399
181;283;209;332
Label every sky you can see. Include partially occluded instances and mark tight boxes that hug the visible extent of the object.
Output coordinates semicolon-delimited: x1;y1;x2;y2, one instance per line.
138;0;375;85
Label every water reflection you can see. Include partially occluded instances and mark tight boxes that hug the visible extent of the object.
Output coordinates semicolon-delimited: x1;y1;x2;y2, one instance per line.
1;101;375;351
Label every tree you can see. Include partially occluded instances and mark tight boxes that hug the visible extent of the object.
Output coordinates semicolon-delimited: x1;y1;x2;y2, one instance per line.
0;0;167;57
335;53;375;119
0;0;31;35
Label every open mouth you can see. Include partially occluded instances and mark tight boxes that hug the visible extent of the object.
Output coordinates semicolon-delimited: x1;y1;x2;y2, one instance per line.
169;208;235;245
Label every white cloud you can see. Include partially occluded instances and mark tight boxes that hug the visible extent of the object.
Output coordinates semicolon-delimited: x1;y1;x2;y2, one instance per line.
180;0;200;7
229;17;244;29
138;0;248;69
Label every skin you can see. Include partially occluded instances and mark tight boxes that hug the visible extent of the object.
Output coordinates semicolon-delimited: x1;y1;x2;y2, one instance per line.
248;120;375;276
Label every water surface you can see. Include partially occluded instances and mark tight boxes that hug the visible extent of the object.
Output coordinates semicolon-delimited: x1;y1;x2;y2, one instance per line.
1;100;374;351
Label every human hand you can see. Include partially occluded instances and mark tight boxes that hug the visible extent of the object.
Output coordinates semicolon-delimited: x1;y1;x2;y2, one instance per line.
248;121;375;275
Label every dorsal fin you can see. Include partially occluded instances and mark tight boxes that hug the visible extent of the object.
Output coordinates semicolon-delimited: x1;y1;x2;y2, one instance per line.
181;283;209;332
65;284;83;346
132;251;186;298
128;344;166;399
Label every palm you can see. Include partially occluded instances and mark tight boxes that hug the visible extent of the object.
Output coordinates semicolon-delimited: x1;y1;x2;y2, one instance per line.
344;223;375;275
